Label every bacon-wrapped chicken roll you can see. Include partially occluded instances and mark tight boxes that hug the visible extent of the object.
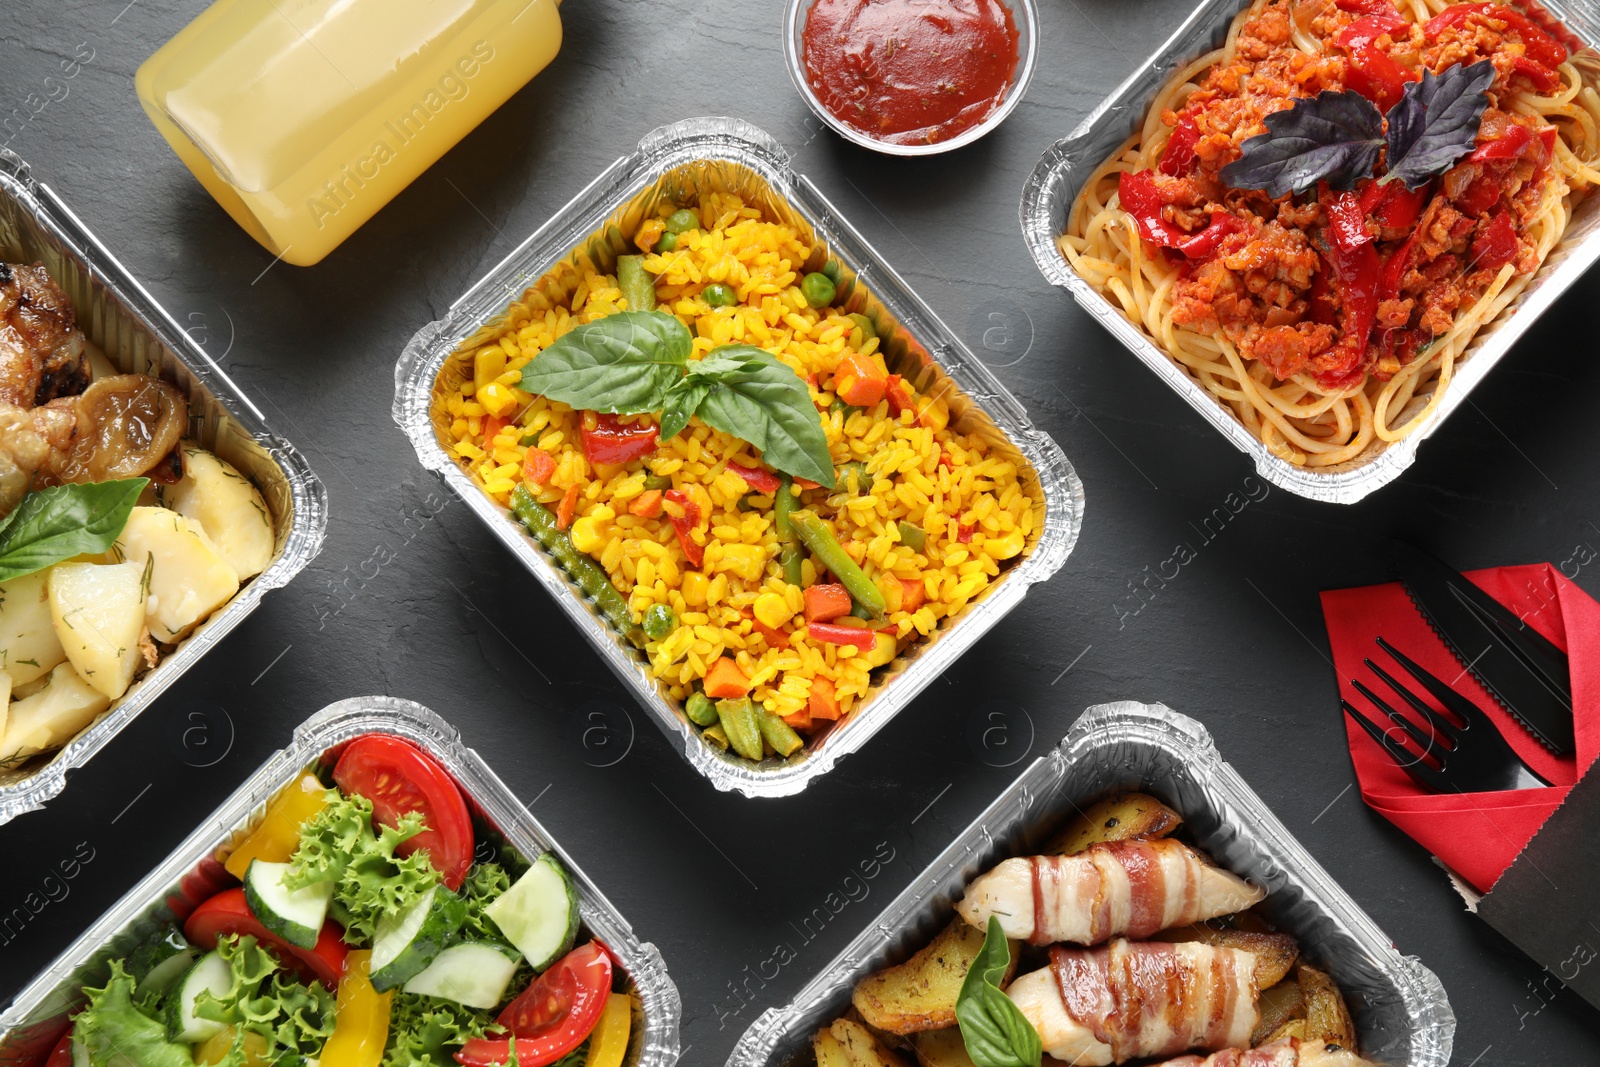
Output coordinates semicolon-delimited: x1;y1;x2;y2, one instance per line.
1006;939;1259;1065
958;839;1264;946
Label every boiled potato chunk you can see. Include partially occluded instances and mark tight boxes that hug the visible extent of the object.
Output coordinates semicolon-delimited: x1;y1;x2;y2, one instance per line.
48;561;146;699
0;570;67;684
172;447;273;580
0;662;108;763
115;507;239;642
1044;791;1183;855
853;920;1017;1035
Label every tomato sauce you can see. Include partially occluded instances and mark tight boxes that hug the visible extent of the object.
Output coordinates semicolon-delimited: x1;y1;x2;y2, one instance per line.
801;0;1019;146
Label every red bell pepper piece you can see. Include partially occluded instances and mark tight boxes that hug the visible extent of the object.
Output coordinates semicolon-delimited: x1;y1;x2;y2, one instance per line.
1425;4;1567;68
1336;0;1396;12
957;523;975;543
884;374;915;417
556;485;580;531
1454;171;1501;215
1470;208;1519;270
580;413;657;466
1359;179;1429;231
807;621;877;651
1317;191;1384;387
1380;225;1423;299
663;488;704;568
729;462;781;495
1158;115;1201;176
1470;122;1534;163
482;415;509;442
1511;56;1561;92
1117;171;1244;259
1337;13;1409;49
1327;191;1374;251
1335;16;1417;111
1308;267;1338;326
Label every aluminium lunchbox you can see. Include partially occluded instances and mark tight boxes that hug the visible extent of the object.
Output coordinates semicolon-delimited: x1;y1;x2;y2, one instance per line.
0;696;682;1067
0;151;327;823
727;700;1455;1067
394;117;1083;798
1020;0;1600;504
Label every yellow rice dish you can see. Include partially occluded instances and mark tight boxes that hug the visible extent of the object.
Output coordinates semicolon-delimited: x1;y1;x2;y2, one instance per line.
445;191;1038;754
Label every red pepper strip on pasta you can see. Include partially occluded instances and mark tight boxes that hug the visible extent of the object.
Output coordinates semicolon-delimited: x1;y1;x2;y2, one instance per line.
1471;208;1519;270
1118;171;1243;258
1159;116;1201;176
1336;14;1417;110
1470;122;1534;162
1511;56;1562;92
1335;0;1394;12
1425;3;1567;68
1360;179;1428;230
1316;191;1383;387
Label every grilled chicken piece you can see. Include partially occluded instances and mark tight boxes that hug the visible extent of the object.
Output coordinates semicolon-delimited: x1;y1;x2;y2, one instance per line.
1152;1037;1376;1066
958;839;1265;946
0;262;88;408
1007;939;1259;1065
0;399;77;515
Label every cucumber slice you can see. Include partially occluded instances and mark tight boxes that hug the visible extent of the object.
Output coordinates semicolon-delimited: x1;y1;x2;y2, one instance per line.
370;885;467;992
70;1036;87;1067
243;859;334;949
483;853;578;972
128;925;194;1003
402;942;521;1009
164;950;232;1043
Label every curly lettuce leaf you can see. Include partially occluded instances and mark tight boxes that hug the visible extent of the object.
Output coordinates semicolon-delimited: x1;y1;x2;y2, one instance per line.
287;791;441;942
74;961;193;1067
382;991;501;1067
194;934;335;1067
458;862;512;943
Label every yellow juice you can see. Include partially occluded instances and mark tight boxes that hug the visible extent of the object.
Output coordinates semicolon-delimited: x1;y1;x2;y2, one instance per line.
136;0;563;266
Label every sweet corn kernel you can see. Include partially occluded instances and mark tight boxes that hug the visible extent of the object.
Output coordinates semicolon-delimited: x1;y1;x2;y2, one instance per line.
682;571;709;607
985;528;1026;560
866;632;897;668
753;592;794;629
474;347;506;395
569;516;608;554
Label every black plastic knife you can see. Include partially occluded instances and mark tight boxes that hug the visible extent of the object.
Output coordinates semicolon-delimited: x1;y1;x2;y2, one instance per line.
1393;541;1574;757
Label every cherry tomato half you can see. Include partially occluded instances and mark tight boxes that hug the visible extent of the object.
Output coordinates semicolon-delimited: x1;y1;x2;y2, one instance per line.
183;888;347;989
332;735;474;890
44;1027;75;1067
454;942;613;1067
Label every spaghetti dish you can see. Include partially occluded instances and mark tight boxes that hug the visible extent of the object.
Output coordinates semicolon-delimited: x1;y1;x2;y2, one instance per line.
1060;0;1600;468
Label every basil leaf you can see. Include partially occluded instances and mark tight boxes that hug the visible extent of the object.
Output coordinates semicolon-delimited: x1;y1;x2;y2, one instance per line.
518;310;689;414
1384;60;1495;189
659;378;711;442
684;351;767;382
692;346;835;489
956;916;1041;1067
1221;89;1384;198
0;478;148;583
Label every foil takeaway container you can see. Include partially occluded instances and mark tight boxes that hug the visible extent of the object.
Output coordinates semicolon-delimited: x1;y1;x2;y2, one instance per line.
0;696;682;1067
728;701;1454;1067
0;151;327;823
1020;0;1600;504
394;117;1083;797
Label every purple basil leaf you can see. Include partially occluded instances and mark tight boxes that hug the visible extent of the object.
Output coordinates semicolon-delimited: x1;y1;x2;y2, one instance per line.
1384;60;1495;189
1220;90;1384;198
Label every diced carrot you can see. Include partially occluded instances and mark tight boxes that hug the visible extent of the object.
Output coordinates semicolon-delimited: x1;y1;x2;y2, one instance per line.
899;578;926;613
703;657;751;699
556;485;581;531
809;676;841;721
885;374;915;417
750;617;791;650
782;707;813;732
833;351;888;408
522;448;556;486
483;415;509;442
957;523;974;544
804;583;852;623
628;489;663;517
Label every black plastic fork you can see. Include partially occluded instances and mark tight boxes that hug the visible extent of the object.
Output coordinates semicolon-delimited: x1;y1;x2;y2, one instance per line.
1341;637;1551;793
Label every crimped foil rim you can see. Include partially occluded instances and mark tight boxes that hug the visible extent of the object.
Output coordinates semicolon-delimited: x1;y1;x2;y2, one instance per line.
1018;0;1600;504
393;116;1084;797
0;696;682;1067
0;154;329;824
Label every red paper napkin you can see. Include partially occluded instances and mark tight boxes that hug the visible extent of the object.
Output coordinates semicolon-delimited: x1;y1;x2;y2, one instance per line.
1321;564;1600;893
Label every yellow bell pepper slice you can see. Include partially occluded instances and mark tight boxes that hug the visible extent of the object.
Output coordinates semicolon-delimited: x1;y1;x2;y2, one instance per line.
320;951;391;1067
223;772;329;879
583;992;632;1067
194;1028;269;1067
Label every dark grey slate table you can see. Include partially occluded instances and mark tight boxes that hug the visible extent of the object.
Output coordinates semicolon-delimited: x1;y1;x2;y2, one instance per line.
2;2;1597;1064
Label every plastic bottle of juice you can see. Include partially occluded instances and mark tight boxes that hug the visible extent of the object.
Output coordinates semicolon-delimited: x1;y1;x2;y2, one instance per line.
135;0;563;266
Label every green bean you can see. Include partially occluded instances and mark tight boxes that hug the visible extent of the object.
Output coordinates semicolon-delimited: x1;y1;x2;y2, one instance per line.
896;519;927;553
702;724;729;751
839;461;873;496
800;272;836;309
685;691;719;727
788;510;886;619
617;254;656;312
756;706;804;757
510;485;644;645
664;208;700;235
716;698;764;761
643;603;677;641
774;475;804;587
643;473;672;491
846;313;876;341
850;599;876;621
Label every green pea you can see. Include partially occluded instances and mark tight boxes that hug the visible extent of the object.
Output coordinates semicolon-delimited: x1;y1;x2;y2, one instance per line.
702;282;736;307
685;692;719;727
665;209;700;234
847;313;876;341
840;462;874;495
801;272;836;309
657;231;678;252
643;603;678;641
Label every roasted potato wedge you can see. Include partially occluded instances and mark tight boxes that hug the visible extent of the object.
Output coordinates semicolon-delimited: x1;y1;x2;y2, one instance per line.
908;1028;975;1067
1154;923;1298;988
1299;963;1357;1050
852;920;1018;1035
828;1018;910;1066
815;1028;854;1067
1043;791;1182;855
1264;1019;1306;1045
1251;978;1307;1045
